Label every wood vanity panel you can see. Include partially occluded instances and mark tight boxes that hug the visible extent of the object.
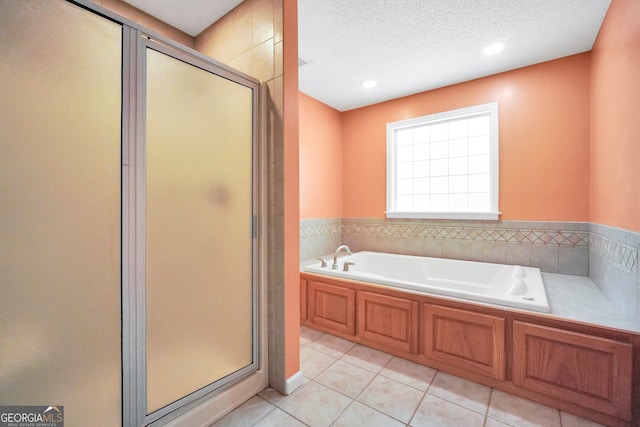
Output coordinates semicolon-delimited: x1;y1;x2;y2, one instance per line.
300;278;307;321
513;321;633;420
357;291;418;353
299;272;639;426
307;281;356;335
424;304;505;380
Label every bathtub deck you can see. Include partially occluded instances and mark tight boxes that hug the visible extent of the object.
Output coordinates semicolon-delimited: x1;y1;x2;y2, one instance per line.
302;256;640;333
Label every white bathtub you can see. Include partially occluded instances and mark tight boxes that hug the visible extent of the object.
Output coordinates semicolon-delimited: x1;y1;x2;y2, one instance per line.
304;251;550;313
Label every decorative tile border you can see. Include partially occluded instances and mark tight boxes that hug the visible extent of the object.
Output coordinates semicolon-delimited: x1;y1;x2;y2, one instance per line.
299;219;342;238
341;220;589;247
589;230;638;274
300;218;640;275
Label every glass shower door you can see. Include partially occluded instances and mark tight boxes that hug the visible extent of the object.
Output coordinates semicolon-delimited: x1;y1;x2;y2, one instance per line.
0;1;122;425
145;47;256;414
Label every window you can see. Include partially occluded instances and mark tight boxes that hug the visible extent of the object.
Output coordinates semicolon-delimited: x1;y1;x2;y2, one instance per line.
386;102;499;220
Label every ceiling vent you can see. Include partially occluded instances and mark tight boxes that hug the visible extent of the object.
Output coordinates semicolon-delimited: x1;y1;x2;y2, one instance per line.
298;57;310;68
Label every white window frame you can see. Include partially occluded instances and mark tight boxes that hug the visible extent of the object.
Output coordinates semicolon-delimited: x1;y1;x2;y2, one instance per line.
386;102;500;220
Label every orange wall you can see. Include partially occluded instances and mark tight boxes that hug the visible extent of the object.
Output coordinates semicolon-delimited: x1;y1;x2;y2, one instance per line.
299;92;343;218
341;54;592;220
283;0;300;379
590;0;640;232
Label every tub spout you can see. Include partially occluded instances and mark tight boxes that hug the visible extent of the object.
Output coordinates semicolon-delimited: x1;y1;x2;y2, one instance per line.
332;245;352;269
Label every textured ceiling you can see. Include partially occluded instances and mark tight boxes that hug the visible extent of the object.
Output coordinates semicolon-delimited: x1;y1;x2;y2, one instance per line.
298;0;611;111
120;0;611;112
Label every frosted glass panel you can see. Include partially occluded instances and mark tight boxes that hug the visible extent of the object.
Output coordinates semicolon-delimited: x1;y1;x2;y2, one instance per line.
146;49;254;413
0;1;121;426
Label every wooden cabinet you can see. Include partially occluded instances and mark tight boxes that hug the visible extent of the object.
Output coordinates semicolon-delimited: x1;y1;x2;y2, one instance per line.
513;321;633;421
300;273;639;425
300;278;307;321
357;291;418;353
307;281;356;335
424;304;505;380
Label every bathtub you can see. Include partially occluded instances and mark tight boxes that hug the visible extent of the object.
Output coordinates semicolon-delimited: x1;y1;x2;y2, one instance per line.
304;251;549;313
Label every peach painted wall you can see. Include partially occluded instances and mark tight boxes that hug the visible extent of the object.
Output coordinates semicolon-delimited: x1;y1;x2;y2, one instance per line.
283;0;300;379
299;92;343;218
590;0;640;233
341;54;591;221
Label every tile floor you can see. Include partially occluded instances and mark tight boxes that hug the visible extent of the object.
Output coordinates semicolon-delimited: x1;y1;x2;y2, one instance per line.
213;326;606;427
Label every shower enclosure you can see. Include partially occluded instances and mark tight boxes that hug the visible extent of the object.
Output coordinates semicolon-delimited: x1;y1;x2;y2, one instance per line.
0;1;267;425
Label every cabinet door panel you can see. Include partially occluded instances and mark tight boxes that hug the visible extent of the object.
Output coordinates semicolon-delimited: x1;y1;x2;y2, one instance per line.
358;291;418;353
308;281;355;335
513;321;632;421
424;304;505;380
300;279;308;321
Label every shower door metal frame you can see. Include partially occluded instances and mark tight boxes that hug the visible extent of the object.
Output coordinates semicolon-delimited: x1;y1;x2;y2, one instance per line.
68;1;268;425
133;35;264;426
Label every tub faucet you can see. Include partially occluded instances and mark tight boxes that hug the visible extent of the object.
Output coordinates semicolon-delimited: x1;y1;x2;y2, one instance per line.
332;245;352;269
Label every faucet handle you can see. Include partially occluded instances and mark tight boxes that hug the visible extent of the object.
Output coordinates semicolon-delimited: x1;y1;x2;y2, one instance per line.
343;262;355;272
316;257;327;268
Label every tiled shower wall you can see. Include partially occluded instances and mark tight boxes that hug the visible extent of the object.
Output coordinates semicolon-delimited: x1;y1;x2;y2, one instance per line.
301;218;640;318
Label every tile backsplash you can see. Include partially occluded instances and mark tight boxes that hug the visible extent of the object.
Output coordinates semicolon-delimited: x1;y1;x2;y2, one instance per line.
301;217;640;318
589;223;639;318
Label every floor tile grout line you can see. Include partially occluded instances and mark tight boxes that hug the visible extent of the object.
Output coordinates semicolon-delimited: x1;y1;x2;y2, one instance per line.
355;364;428;426
247;398;277;427
406;381;430;427
481;388;494;427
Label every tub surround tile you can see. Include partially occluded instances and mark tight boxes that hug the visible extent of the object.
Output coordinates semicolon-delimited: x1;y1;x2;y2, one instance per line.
301;218;640;332
301;217;590;274
423;238;443;257
374;234;393;252
332;401;405;427
505;244;531;266
357;375;424;423
590;247;638;318
410;394;485;427
559;246;589;276
390;236;408;254
530;244;559;273
488;389;561;427
405;236;425;255
427;371;491;415
460;240;485;262
521;221;550;230
483;241;507;264
542;273;638;330
441;239;462;259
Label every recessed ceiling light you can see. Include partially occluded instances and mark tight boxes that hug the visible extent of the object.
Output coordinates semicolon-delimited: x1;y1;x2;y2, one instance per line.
361;79;377;88
483;42;505;55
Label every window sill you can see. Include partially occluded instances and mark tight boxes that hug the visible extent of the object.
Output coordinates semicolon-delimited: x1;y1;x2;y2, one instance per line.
385;211;501;220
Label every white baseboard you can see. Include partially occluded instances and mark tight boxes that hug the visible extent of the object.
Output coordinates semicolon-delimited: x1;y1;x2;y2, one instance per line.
283;371;304;395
